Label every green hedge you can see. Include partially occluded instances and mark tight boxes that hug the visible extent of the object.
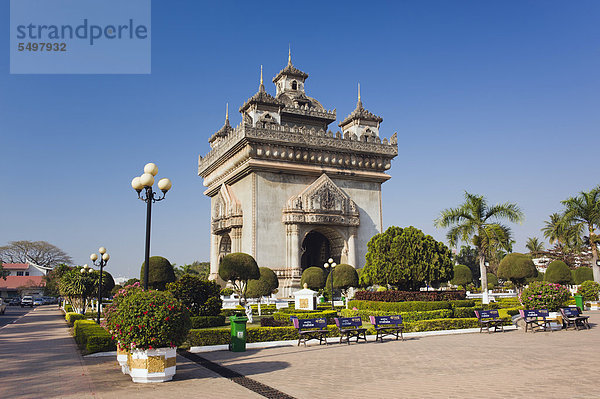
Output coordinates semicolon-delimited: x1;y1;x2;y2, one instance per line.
73;320;115;353
404;318;481;332
64;304;73;313
272;310;337;325
340;308;453;323
448;300;476;308
190;315;226;329
65;312;87;326
186;325;340;347
349;300;452;313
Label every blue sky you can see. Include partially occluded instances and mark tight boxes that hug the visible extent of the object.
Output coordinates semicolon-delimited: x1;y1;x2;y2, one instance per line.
1;1;599;279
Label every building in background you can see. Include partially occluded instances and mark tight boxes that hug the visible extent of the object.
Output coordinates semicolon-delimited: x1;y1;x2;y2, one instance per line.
0;263;48;298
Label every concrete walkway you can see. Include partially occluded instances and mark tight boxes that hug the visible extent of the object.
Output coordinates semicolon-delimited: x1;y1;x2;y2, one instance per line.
3;307;600;398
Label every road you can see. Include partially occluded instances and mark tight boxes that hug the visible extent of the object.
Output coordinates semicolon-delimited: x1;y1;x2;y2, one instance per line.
0;305;33;329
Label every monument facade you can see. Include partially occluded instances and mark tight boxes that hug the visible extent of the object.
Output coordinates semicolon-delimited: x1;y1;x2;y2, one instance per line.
198;53;398;297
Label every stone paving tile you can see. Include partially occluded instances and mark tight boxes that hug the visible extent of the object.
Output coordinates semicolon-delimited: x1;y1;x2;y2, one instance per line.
201;312;600;399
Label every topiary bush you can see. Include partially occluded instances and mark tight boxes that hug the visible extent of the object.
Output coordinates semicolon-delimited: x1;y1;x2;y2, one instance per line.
300;267;326;290
218;252;260;304
520;281;570;311
246;267;279;299
140;256;176;290
497;253;538;289
487;273;498;287
167;275;222;316
572;267;594;285
65;312;86;326
73;319;115;353
325;264;359;297
451;265;472;287
544;260;573;285
107;289;191;350
577;281;600;301
220;287;234;296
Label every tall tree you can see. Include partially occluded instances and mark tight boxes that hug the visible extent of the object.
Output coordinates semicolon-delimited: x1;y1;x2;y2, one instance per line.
435;192;524;303
0;240;72;267
525;237;545;256
541;213;582;250
561;186;600;282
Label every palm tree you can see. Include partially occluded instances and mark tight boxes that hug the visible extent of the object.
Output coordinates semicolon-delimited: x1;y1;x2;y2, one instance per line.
435;192;524;303
541;212;582;250
561;186;600;282
525;237;544;256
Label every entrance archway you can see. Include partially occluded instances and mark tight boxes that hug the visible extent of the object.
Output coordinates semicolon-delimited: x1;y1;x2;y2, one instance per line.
300;227;344;271
218;233;231;263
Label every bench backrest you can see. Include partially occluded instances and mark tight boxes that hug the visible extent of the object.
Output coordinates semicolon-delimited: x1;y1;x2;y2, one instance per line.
334;317;362;328
369;315;403;326
475;309;500;319
561;307;581;317
520;309;549;318
291;316;327;330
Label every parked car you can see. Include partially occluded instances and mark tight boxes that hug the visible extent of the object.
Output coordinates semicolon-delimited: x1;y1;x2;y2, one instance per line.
9;298;21;306
21;296;34;308
0;298;6;315
33;298;44;306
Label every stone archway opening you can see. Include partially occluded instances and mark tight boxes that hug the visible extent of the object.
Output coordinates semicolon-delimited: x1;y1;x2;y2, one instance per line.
218;233;231;263
300;227;344;272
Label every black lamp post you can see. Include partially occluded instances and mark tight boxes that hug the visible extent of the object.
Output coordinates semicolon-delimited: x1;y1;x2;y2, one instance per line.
131;163;172;290
90;247;109;324
324;258;336;310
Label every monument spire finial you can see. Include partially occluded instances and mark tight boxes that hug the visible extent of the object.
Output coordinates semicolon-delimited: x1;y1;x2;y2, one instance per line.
225;103;229;121
259;65;265;92
288;44;292;65
358;82;361;102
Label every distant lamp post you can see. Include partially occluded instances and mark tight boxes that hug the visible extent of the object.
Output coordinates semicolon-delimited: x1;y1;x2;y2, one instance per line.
131;163;172;290
90;247;110;324
324;258;336;310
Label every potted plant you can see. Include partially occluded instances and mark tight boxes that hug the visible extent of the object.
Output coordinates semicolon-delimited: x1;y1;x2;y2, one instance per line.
106;289;191;383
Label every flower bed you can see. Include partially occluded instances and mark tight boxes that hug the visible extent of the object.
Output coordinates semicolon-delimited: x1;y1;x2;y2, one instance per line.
349;300;452;313
520;281;570;311
354;290;466;302
340;308;453;322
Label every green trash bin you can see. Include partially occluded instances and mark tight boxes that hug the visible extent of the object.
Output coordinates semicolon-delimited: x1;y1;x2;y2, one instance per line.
574;294;584;310
229;315;248;352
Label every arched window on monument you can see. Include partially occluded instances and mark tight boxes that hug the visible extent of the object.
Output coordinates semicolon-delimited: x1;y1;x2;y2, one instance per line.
291;81;298;90
218;233;231;262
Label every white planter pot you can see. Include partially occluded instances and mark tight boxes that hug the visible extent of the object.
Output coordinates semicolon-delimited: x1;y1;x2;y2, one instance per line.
128;347;177;383
117;346;129;375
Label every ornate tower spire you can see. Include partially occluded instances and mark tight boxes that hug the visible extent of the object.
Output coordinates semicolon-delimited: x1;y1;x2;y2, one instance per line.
259;65;265;92
357;83;361;105
288;45;292;65
225;102;229;121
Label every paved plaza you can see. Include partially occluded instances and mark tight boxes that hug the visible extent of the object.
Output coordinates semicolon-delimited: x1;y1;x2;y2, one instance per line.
2;306;600;398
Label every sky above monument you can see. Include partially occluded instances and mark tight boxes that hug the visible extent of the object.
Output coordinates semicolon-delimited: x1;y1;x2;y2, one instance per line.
1;1;598;279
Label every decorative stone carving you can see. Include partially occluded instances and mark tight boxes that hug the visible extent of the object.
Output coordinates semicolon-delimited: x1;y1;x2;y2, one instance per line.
211;184;243;234
283;174;359;227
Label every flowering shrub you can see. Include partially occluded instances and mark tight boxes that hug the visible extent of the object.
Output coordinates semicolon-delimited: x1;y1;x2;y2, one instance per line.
520;281;570;311
106;289;191;351
577;281;600;302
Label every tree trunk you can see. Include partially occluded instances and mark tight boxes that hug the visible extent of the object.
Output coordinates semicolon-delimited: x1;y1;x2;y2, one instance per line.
590;229;599;283
479;256;489;304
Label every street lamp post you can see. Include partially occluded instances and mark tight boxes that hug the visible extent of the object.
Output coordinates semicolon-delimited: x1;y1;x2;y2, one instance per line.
131;163;172;290
90;247;110;325
324;258;336;310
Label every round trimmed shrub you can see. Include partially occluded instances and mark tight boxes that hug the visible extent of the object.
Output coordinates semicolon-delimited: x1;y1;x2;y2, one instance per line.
451;265;472;287
520;281;570;311
218;253;260;283
497;253;538;288
572;267;594;285
544;260;572;285
577;281;600;301
326;264;359;291
140;256;176;291
487;273;498;287
166;275;222;316
246;267;279;299
107;289;191;350
300;267;326;290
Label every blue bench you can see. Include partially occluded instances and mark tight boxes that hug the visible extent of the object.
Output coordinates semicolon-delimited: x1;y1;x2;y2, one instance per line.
519;309;552;332
291;317;329;346
560;307;590;330
475;309;504;333
335;317;367;344
369;315;404;342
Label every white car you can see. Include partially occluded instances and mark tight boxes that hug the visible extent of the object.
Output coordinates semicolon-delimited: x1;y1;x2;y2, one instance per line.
21;296;34;307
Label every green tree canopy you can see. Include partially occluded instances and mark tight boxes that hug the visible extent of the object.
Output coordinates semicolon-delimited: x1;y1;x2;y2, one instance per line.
94;270;115;298
525;237;545;256
572;267;594;285
218;252;260;304
246;267;279;299
497;253;538;289
59;267;97;313
487;272;498;287
174;261;210;280
166;275;222;316
300;267;326;290
544;260;573;285
361;226;454;290
140;256;176;290
454;246;480;286
43;264;72;296
451;265;472;287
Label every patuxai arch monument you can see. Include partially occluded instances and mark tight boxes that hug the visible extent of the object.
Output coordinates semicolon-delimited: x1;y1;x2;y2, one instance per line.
198;53;398;297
